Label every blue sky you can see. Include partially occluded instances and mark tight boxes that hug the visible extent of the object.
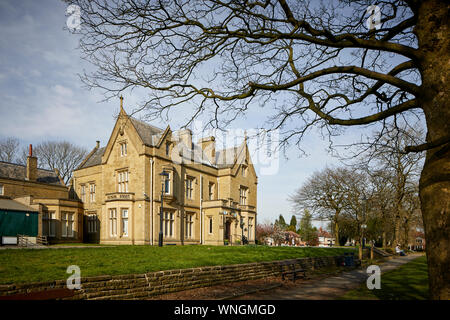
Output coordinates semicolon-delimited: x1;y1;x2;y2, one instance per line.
0;0;387;227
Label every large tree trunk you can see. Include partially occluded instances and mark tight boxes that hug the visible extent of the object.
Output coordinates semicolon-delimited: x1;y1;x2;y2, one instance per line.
415;0;450;300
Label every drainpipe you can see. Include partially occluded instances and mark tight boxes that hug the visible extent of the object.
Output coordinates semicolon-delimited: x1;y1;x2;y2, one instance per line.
200;174;203;244
150;158;154;245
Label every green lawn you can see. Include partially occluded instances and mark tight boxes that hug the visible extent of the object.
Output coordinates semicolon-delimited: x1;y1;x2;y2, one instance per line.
340;256;429;300
0;245;355;285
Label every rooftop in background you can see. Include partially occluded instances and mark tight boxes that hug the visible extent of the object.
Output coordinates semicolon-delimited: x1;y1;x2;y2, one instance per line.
0;161;63;186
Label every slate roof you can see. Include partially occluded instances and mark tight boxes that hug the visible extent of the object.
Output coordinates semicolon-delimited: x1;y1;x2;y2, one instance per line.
0;198;38;212
78;147;106;169
129;117;164;146
0;161;63;185
77;115;247;170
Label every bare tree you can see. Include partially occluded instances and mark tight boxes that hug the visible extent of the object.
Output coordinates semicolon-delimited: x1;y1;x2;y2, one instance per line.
0;137;21;163
351;123;424;248
68;0;449;299
289;167;350;245
34;141;88;185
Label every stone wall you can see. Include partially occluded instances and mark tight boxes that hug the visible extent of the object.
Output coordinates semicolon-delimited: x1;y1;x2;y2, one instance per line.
0;255;344;300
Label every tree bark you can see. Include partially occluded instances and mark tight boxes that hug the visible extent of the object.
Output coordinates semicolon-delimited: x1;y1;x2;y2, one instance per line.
334;219;340;246
415;0;450;300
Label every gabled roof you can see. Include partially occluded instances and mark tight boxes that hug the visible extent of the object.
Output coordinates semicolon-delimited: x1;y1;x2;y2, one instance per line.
129;117;164;146
0;161;63;185
77;147;106;170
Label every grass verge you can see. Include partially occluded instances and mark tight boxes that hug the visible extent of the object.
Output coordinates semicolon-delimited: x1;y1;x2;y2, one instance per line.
339;255;429;300
0;245;355;285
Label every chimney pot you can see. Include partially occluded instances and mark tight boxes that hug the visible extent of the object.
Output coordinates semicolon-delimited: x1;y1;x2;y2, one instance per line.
29;144;32;157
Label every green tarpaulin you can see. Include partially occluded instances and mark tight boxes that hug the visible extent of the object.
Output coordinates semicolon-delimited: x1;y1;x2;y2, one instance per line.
0;210;38;237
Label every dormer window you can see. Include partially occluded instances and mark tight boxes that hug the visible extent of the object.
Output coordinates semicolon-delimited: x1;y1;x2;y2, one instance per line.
120;142;127;157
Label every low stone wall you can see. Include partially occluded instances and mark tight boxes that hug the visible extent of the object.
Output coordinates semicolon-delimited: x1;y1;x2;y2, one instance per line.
0;255;344;300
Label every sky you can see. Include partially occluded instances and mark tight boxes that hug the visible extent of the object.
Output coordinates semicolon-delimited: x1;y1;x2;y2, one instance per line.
0;0;388;228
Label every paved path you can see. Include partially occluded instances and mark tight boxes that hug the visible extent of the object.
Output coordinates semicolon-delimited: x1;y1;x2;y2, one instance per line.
235;254;423;300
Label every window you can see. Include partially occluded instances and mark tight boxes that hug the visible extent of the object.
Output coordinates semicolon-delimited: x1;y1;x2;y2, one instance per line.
185;213;194;239
80;185;86;202
118;170;129;193
120;142;127;156
242;165;247;177
164;172;171;194
43;211;56;237
209;217;213;234
248;217;253;239
87;214;97;234
61;212;74;237
239;187;248;205
164;211;174;237
89;183;96;203
166;142;170;156
185;177;194;199
208;183;214;200
109;208;117;237
122;209;129;237
0;184;3;195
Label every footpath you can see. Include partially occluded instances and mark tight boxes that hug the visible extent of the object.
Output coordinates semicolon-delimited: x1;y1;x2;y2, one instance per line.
234;254;422;300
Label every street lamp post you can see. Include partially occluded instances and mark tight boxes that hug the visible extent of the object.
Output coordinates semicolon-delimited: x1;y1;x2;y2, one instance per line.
240;217;244;245
359;195;368;260
158;171;169;247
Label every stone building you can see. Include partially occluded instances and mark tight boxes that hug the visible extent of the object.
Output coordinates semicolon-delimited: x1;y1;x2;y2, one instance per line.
72;99;258;245
0;146;83;244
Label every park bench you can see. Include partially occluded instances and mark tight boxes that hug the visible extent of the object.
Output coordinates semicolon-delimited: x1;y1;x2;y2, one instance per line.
278;260;307;282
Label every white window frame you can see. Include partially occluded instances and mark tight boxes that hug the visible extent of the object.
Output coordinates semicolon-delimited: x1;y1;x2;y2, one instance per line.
239;187;248;205
0;184;4;195
61;212;74;238
118;170;129;193
109;208;117;237
185;213;194;239
185;177;194;199
121;208;129;237
248;217;253;239
164;211;174;237
89;183;96;203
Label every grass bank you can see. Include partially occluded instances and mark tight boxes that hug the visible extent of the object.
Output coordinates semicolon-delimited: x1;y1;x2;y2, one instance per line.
340;255;429;300
0;245;355;285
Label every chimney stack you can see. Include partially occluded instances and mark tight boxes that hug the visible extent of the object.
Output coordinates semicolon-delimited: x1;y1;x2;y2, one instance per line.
178;129;193;149
96;140;100;148
198;136;216;164
26;144;37;181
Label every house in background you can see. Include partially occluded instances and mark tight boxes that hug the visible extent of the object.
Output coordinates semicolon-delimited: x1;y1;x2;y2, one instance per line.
0;146;83;245
72;98;258;245
318;227;335;247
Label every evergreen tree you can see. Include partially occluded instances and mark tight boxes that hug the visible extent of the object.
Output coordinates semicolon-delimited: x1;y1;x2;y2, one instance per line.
298;210;318;245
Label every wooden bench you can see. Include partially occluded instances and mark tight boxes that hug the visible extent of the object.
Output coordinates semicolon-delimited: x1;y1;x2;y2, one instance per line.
279;260;306;282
